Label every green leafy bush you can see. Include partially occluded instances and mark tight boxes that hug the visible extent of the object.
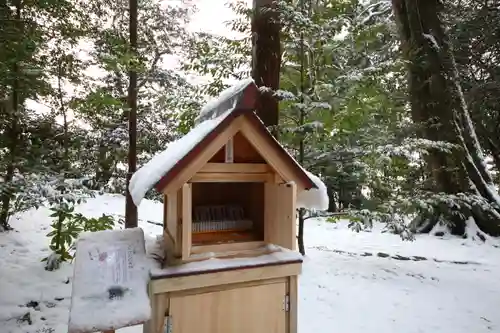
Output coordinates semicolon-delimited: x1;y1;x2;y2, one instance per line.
43;203;115;270
73;212;115;232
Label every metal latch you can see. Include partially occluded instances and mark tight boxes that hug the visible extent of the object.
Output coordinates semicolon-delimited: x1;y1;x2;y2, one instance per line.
284;294;290;312
165;316;172;333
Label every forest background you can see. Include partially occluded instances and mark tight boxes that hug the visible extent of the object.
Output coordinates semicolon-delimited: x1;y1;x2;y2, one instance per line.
0;0;499;261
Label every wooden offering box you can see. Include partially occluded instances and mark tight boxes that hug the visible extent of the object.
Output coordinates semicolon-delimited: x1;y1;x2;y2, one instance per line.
165;167;303;264
129;78;324;333
143;79;318;265
147;248;303;333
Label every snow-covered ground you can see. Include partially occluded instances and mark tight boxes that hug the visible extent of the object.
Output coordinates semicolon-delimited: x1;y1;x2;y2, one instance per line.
1;194;499;333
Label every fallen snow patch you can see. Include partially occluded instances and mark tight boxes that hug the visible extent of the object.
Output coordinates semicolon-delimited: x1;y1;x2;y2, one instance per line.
1;194;500;333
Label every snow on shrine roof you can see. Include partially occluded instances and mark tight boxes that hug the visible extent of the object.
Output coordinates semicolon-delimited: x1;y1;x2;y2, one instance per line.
129;78;259;206
194;78;255;125
129;109;234;206
129;78;326;208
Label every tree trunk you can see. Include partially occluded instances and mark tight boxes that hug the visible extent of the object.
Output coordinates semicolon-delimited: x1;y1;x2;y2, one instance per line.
327;186;337;212
125;0;138;228
294;0;312;255
0;0;21;231
251;0;281;138
0;164;14;230
57;59;70;172
392;0;500;236
297;127;306;254
297;208;305;255
94;144;115;189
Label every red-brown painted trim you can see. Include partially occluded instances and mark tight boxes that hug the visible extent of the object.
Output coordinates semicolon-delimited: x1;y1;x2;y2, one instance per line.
237;81;259;110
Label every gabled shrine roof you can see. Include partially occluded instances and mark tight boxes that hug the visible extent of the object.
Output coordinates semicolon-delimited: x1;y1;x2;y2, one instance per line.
129;78;318;207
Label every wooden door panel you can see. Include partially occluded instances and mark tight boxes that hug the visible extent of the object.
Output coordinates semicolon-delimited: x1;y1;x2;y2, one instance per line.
264;182;297;250
170;282;287;333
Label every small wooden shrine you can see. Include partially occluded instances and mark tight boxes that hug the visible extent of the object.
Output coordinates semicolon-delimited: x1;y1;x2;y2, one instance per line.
129;78;325;333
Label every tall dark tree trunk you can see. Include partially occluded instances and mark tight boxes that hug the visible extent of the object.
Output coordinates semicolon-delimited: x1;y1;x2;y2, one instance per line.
57;59;70;172
125;0;138;228
94;144;115;189
251;0;281;138
297;208;306;255
297;135;306;255
0;0;21;231
327;186;337;212
296;0;310;255
392;0;500;236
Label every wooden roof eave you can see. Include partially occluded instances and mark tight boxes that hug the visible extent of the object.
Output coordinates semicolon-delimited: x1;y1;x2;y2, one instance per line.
240;112;317;190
